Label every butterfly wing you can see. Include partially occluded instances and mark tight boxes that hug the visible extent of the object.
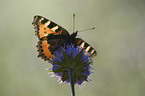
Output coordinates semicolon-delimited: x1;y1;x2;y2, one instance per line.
75;38;97;57
32;15;69;62
36;38;66;62
32;15;69;39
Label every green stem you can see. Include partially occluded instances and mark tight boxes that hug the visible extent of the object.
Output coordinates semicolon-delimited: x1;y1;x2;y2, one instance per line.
69;68;75;96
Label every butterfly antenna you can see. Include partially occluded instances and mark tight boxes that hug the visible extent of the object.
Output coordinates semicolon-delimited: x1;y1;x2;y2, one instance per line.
73;14;75;33
78;27;95;32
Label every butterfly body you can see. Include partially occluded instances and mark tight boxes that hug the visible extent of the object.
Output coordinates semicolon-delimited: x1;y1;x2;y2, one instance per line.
40;31;78;45
32;15;97;62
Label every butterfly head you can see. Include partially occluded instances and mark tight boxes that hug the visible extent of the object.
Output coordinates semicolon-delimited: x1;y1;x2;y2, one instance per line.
71;31;78;38
66;31;78;45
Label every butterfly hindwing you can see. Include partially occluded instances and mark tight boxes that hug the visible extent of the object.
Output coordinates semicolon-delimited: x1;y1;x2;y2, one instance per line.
36;38;66;62
36;40;52;62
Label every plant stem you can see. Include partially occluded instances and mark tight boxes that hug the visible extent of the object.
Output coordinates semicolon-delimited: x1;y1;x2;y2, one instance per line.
69;68;75;96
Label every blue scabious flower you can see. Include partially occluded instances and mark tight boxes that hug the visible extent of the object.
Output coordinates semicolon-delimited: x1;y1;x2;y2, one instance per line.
49;44;93;85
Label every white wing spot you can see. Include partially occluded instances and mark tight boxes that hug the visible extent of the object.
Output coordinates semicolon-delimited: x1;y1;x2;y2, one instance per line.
40;18;44;21
80;42;85;48
85;46;91;52
45;21;51;27
91;50;95;54
51;26;59;31
44;34;48;36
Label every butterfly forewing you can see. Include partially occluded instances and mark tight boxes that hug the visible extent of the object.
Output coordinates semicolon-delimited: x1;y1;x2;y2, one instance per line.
75;38;97;57
32;15;69;39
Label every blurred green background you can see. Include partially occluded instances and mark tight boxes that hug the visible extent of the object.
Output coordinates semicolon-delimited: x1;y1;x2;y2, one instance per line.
0;0;145;96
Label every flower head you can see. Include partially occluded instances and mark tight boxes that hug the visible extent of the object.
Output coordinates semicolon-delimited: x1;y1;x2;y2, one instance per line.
48;44;93;85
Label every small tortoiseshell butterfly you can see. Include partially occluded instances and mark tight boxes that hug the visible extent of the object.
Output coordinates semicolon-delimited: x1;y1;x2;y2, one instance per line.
32;15;97;62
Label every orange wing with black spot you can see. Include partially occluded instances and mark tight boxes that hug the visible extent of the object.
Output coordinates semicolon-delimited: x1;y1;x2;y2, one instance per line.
32;15;69;39
32;15;69;62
